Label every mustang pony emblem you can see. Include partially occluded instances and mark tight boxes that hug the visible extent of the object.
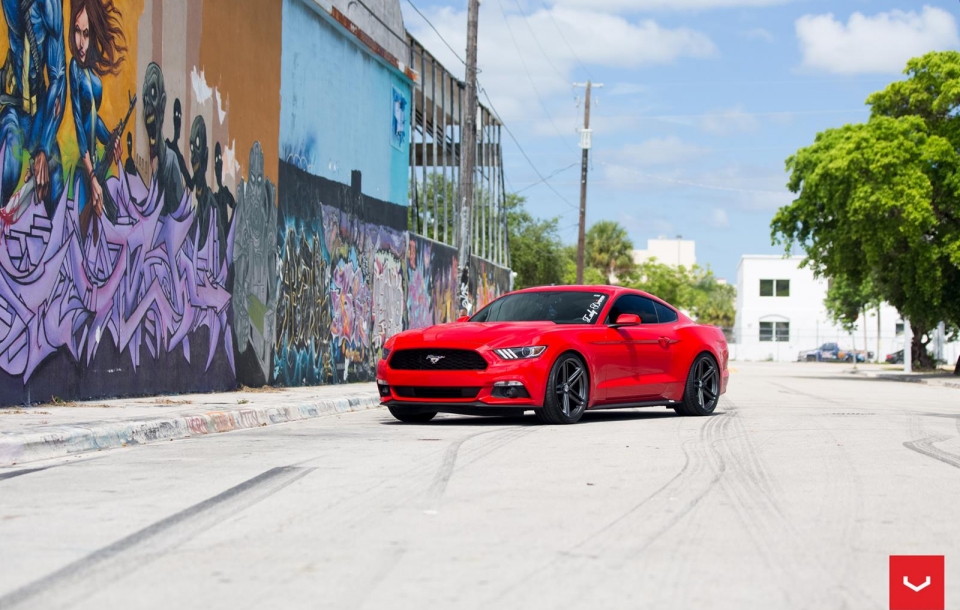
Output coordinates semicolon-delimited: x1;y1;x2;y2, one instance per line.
426;355;446;364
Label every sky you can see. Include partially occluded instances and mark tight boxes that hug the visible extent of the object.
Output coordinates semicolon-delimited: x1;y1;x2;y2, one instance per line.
400;0;960;281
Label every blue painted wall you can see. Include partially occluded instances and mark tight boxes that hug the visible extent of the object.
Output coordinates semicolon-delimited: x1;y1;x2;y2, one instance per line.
280;0;411;206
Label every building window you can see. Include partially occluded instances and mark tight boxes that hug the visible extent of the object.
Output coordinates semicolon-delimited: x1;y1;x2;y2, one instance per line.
760;279;790;297
760;321;790;342
896;322;904;336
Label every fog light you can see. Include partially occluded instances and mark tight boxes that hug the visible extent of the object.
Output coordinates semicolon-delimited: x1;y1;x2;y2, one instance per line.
492;381;530;399
377;379;391;397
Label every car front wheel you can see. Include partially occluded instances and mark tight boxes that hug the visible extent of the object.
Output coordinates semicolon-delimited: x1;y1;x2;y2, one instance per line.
536;353;589;424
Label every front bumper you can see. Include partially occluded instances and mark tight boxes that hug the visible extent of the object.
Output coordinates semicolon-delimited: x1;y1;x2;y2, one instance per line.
376;351;550;409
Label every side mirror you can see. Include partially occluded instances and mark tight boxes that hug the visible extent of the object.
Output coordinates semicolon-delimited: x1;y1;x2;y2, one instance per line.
614;313;641;326
457;315;470;323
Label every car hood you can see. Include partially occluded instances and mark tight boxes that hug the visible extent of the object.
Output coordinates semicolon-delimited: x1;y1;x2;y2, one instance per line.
389;321;566;351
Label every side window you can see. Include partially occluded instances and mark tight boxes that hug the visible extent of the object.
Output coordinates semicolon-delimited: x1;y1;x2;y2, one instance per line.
606;295;658;324
654;302;678;324
760;279;773;296
776;279;790;297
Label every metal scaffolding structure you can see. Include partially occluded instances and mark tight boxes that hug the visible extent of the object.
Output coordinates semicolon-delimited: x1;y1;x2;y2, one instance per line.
408;35;510;269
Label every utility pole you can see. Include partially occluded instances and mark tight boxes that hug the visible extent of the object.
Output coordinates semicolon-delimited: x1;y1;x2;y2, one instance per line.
457;0;480;315
573;81;602;284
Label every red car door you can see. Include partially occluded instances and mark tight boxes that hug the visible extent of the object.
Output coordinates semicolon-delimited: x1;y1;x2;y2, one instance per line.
595;295;674;402
604;325;669;400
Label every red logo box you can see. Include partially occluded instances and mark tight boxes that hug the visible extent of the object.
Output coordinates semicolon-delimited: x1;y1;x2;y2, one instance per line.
890;555;944;610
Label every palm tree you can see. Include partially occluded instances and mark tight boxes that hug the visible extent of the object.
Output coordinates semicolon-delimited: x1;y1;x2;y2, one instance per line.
585;220;634;284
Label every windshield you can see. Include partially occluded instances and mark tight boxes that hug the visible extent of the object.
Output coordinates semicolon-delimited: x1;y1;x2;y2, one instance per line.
470;291;609;325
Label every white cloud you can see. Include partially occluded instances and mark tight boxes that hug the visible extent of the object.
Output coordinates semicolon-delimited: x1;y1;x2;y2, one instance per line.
711;208;730;228
550;0;792;13
796;6;960;74
607;137;710;167
609;82;647;97
406;5;715;122
743;27;774;43
621;213;674;238
699;105;761;136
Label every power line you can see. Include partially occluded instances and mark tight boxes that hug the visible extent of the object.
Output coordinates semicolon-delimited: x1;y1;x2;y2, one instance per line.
511;0;566;83
598;161;787;196
404;0;465;66
480;86;578;210
538;0;593;81
493;0;574;150
515;163;578;194
404;0;578;210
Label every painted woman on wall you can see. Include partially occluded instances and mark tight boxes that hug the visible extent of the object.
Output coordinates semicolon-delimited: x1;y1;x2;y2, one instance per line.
68;0;126;235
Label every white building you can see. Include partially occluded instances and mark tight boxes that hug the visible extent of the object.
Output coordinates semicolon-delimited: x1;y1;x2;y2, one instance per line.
633;237;696;269
731;255;959;364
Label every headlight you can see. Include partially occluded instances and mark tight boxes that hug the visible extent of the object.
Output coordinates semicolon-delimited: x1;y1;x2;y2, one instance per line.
494;346;546;360
381;348;391;361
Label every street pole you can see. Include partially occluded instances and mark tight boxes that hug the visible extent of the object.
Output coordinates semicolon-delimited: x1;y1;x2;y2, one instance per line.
457;0;480;315
904;319;912;373
574;81;601;284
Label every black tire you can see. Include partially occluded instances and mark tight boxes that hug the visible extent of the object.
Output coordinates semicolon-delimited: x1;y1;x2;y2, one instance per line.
535;353;589;424
388;407;437;423
674;354;720;416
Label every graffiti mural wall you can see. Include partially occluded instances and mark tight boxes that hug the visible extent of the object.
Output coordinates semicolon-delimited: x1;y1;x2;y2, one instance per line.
0;0;282;404
0;0;510;406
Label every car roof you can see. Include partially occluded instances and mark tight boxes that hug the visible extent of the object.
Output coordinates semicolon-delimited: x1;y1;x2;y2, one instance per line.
510;285;671;306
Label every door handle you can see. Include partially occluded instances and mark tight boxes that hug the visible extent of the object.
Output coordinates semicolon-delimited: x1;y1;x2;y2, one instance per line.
659;337;679;348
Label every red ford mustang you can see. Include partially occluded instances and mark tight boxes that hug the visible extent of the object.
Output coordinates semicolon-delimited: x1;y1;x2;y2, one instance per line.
377;286;729;424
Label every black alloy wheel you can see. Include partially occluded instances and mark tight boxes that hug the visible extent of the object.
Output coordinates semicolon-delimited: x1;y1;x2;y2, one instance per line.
536;353;589;424
675;354;720;416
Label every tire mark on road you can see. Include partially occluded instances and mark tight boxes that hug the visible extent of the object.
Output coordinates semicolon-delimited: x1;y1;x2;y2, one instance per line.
761;378;879;608
904;436;960;470
424;426;539;513
0;466;315;610
488;411;721;607
0;467;48;481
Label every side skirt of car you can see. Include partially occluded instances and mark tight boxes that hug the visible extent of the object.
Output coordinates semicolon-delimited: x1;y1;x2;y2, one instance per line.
383;398;683;417
587;399;683;410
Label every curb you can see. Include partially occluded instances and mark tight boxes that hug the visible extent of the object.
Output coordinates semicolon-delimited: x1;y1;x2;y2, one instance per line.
0;393;383;467
873;374;960;390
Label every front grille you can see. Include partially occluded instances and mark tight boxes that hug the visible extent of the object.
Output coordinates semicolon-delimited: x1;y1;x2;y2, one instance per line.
393;386;481;399
389;349;488;371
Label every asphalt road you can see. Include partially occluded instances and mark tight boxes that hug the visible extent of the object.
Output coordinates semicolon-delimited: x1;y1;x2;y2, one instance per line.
1;362;958;610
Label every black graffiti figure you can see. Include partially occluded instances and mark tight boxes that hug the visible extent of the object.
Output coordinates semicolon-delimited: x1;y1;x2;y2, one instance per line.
142;63;183;216
213;142;235;221
124;131;136;176
166;97;191;191
189;115;225;265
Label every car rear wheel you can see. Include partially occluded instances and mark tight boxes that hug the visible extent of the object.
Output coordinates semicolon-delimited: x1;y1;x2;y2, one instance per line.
536;353;588;424
388;407;437;423
674;354;720;416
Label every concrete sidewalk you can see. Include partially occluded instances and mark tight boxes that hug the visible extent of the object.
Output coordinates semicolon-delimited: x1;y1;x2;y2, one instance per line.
840;365;960;389
0;384;381;467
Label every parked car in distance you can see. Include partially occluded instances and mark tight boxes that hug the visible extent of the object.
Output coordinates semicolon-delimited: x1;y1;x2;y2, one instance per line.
798;342;873;362
885;350;904;364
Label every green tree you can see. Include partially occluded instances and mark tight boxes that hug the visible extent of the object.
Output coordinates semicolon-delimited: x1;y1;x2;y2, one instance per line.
505;193;566;289
771;51;960;372
625;260;736;330
585;220;634;283
409;173;459;241
560;245;607;285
